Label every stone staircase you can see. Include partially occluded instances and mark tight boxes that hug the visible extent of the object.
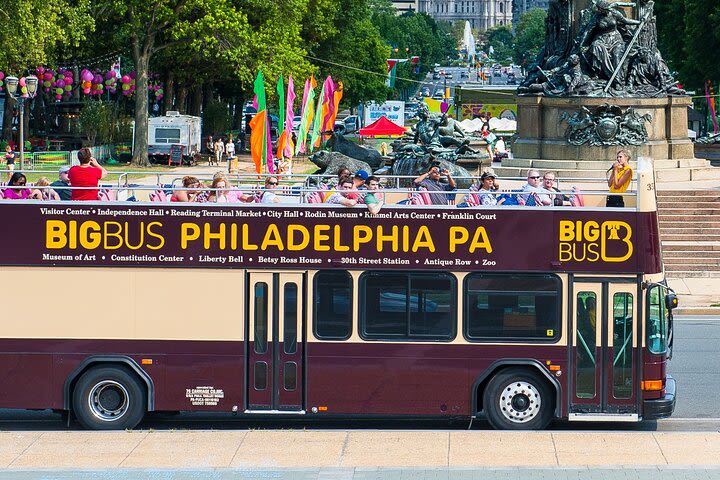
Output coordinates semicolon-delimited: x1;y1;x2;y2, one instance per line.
495;158;720;182
658;190;720;278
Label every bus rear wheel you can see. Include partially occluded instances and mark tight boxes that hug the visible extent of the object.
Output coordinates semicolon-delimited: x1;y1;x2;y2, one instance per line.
72;366;146;430
483;368;553;430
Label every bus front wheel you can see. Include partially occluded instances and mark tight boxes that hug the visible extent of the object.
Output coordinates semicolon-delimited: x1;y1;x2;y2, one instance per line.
72;366;146;430
483;368;553;430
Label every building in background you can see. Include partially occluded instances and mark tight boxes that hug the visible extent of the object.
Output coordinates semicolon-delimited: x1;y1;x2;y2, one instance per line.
391;0;418;13
512;0;549;28
418;0;512;29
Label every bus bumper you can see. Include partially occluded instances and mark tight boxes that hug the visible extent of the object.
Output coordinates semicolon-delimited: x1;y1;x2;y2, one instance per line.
643;375;676;420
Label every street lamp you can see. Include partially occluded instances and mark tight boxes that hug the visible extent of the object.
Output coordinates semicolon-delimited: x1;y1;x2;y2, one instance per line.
5;75;38;170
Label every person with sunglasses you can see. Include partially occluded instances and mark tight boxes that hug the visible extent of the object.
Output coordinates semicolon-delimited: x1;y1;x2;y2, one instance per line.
2;172;32;200
257;176;282;204
520;169;552;206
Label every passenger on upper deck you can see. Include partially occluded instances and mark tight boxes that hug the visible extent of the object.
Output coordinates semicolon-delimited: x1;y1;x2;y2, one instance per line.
607;149;633;207
477;171;506;206
210;173;253;203
257;176;282;204
171;176;203;202
413;164;456;205
207;176;231;203
352;170;368;190
51;166;72;201
2;172;31;199
68;147;107;201
542;172;571;206
520;169;552;206
325;176;359;207
364;176;384;214
30;177;60;201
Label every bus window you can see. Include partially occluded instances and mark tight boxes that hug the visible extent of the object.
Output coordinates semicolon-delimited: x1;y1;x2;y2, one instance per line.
284;283;298;354
463;274;561;341
612;292;633;399
648;285;668;354
361;272;456;341
576;291;597;399
313;271;352;340
254;283;269;354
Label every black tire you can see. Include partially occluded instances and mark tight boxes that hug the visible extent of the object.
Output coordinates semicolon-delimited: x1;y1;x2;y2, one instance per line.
482;368;553;430
72;366;146;430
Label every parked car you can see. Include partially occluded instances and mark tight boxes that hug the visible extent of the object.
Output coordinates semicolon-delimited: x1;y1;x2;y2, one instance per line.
334;115;360;135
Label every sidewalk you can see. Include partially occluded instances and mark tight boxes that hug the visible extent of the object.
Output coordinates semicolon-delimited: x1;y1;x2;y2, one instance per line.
3;430;720;470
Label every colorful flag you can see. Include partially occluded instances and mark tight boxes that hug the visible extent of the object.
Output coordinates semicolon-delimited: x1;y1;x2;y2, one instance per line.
249;71;267;173
295;76;317;155
319;76;337;143
277;76;285;138
327;81;344;133
706;80;718;134
277;75;296;161
310;78;327;152
386;60;398;88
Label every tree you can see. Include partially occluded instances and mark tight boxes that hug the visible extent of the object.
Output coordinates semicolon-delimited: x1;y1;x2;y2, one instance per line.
313;0;388;107
513;8;546;64
485;25;514;61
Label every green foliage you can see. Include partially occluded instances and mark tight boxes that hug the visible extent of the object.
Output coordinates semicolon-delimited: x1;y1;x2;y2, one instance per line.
78;101;132;146
513;8;546;64
203;99;233;136
656;0;720;90
0;0;93;71
485;25;514;61
313;0;389;106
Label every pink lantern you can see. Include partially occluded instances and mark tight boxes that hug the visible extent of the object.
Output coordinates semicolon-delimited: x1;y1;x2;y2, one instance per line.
83;87;91;94
43;72;53;81
0;72;6;81
55;94;62;100
19;77;26;87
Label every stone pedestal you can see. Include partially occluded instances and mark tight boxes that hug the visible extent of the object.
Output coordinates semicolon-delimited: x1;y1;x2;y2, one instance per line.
498;95;720;181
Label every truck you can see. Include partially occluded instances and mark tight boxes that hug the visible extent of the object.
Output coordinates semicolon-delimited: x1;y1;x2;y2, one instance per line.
144;111;201;164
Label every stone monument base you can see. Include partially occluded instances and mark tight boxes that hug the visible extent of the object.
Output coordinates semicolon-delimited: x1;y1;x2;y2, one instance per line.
495;96;720;182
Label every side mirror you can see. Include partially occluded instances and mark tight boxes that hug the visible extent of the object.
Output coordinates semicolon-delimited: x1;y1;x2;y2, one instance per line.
665;292;678;310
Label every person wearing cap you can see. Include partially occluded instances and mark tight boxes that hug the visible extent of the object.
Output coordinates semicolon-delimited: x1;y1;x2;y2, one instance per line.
51;165;73;201
477;171;505;206
352;170;369;189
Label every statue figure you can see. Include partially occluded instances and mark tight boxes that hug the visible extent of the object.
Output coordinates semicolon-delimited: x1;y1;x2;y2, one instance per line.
519;0;684;97
560;106;595;144
579;0;641;89
543;0;573;70
628;47;685;96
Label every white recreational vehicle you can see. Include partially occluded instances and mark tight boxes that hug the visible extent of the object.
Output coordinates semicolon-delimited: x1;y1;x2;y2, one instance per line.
144;111;201;164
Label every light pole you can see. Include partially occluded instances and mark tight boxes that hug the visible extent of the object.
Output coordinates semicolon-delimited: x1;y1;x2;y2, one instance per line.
5;75;39;170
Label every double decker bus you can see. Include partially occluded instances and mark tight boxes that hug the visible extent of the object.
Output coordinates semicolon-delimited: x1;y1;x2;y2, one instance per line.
0;163;676;430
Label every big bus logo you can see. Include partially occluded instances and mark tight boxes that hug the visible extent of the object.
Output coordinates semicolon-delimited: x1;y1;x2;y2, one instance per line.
558;220;633;263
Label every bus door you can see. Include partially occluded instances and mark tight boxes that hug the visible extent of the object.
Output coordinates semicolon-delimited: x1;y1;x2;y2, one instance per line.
570;281;638;419
246;272;304;412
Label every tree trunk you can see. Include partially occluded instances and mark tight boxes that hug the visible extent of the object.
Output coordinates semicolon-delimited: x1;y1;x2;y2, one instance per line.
176;84;188;114
164;72;175;112
189;84;202;116
233;94;243;130
131;37;152;166
2;97;13;142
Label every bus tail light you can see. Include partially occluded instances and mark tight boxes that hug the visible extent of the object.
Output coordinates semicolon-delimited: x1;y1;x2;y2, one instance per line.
141;358;153;365
641;380;663;391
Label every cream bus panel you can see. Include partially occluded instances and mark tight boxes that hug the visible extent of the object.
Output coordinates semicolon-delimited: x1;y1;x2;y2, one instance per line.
0;267;244;341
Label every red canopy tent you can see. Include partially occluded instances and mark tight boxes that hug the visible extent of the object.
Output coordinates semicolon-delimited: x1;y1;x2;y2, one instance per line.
358;115;407;137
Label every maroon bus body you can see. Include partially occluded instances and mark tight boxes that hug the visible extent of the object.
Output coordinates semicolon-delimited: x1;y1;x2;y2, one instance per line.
0;202;667;422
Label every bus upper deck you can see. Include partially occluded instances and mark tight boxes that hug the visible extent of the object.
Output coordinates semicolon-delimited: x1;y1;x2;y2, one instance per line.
0;160;677;431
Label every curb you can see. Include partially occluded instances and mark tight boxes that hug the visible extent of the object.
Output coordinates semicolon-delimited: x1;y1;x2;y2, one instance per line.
675;307;720;316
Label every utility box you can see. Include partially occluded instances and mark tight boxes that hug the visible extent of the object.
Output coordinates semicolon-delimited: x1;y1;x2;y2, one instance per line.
145;111;201;164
